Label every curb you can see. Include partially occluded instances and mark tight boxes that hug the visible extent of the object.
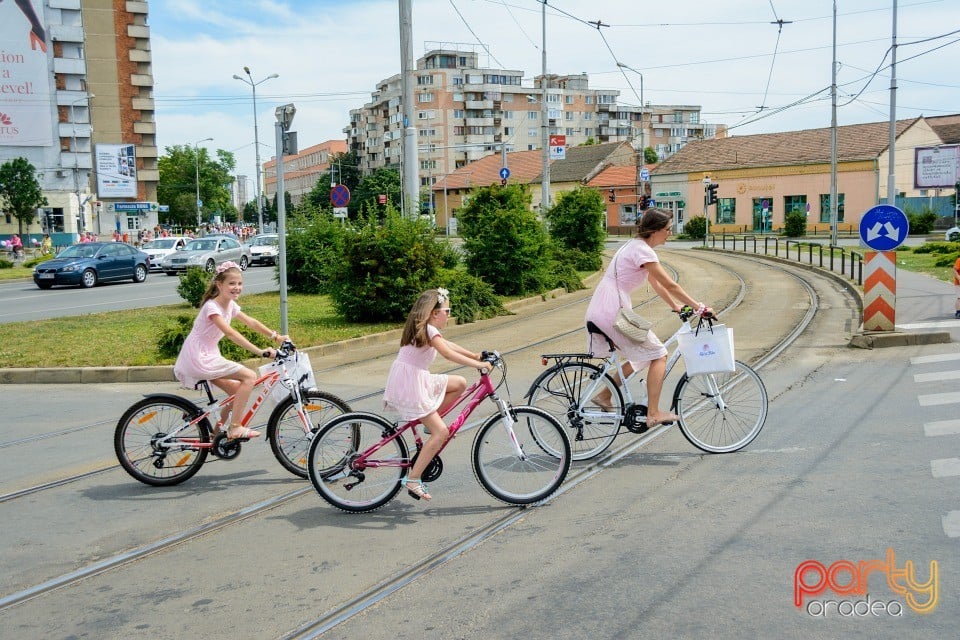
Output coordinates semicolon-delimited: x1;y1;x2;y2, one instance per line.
0;285;579;385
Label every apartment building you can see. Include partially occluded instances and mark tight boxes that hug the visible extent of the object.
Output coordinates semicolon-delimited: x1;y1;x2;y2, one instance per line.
263;140;348;206
344;48;720;190
0;0;158;244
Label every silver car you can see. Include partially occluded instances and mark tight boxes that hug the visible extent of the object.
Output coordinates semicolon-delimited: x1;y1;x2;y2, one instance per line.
141;236;188;270
160;235;251;275
247;233;279;266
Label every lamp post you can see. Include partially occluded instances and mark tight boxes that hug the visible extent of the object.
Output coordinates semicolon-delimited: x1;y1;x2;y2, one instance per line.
71;94;94;234
233;67;279;234
540;0;550;212
193;137;213;229
616;62;645;218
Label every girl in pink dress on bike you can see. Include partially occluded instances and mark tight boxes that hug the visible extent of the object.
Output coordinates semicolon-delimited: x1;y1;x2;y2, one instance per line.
173;262;288;440
383;288;492;501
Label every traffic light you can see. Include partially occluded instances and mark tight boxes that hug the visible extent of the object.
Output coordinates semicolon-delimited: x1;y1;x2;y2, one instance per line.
706;182;718;206
608;188;616;203
638;195;648;210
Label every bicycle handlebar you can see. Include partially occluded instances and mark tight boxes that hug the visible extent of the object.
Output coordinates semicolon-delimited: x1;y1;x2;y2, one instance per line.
676;305;714;322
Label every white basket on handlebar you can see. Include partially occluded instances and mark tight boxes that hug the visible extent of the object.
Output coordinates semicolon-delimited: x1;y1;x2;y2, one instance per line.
677;322;736;375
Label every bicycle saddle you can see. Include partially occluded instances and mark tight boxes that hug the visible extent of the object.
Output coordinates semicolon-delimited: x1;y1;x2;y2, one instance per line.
586;321;617;352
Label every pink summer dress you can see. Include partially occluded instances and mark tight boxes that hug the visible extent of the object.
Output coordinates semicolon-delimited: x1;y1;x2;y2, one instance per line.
584;239;668;366
382;324;449;421
173;299;246;388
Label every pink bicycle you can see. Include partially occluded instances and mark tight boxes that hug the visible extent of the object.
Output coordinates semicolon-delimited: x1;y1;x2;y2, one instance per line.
307;351;571;512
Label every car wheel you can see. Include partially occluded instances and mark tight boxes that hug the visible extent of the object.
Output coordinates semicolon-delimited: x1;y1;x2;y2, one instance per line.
205;259;216;273
165;271;177;276
239;256;249;270
36;282;53;290
81;269;97;288
949;231;960;242
133;264;148;283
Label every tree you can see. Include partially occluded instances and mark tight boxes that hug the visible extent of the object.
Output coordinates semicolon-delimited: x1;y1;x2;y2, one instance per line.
544;187;605;270
304;150;362;213
351;167;402;218
157;145;237;228
643;147;659;165
0;158;47;235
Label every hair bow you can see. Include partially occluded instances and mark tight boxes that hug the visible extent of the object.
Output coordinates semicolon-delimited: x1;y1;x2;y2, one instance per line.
436;287;449;304
216;261;240;274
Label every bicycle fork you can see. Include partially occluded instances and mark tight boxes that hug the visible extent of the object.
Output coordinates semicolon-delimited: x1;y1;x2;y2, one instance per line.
490;394;527;460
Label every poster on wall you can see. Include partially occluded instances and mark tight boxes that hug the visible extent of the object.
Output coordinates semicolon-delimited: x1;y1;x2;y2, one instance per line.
96;144;138;197
0;0;52;146
915;145;960;189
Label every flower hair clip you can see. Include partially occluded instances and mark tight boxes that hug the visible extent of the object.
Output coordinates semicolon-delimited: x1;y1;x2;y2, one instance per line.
436;287;449;304
216;261;240;274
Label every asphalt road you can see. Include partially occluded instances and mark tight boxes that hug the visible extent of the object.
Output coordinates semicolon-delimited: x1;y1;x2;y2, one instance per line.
0;264;279;323
0;248;957;638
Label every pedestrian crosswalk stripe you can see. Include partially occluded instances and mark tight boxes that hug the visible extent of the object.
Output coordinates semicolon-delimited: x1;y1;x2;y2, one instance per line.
931;458;960;477
911;352;960;365
919;391;960;406
943;511;960;538
898;321;960;330
924;419;960;437
915;370;960;383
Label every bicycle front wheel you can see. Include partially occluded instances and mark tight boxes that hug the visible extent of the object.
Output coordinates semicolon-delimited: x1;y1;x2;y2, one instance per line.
267;389;351;478
307;412;408;513
472;406;571;505
673;361;768;453
114;396;211;486
526;362;623;461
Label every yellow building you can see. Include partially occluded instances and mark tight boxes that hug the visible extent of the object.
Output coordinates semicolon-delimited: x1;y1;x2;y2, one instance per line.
653;117;950;234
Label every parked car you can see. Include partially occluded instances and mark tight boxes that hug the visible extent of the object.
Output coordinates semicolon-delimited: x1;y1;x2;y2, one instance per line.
33;242;149;289
140;236;188;270
246;233;279;266
946;227;960;242
160;235;251;275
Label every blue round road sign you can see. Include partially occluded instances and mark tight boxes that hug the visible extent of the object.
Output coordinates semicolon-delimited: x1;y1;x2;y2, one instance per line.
499;167;510;180
330;184;351;208
859;204;909;251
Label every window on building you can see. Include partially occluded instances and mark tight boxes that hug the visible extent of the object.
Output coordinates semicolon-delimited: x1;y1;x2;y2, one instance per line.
504;127;514;136
565;95;573;104
416;110;435;120
547;93;561;103
565;128;575;136
528;128;538;137
565;111;573;121
584;127;594;137
528;111;538;120
453;126;465;135
417;92;434;103
417;74;433;85
452;76;464;86
503;93;513;102
502;111;514;119
453;109;464;118
717;198;736;224
420;160;437;170
585;95;594;104
783;195;807;216
689;112;700;124
673;111;683;123
41;207;65;233
818;193;845;223
753;197;774;233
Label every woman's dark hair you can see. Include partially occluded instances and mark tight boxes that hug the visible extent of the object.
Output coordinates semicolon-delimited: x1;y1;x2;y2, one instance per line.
636;208;672;238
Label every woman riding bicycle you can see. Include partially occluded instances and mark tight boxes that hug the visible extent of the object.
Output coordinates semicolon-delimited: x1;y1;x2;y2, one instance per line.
585;208;713;428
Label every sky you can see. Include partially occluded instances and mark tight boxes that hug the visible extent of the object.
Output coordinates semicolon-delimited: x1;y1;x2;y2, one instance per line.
149;0;960;191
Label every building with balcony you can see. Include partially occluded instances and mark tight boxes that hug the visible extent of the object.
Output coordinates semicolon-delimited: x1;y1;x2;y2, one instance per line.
0;0;158;245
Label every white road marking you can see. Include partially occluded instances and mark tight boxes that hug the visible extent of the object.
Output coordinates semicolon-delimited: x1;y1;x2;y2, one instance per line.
931;458;960;478
924;420;960;437
942;511;960;538
918;392;960;407
911;352;960;365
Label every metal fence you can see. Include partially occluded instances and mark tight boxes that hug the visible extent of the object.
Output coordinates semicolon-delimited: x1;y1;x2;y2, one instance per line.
707;234;863;286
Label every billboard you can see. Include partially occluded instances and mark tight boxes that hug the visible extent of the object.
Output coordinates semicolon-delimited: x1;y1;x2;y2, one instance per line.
96;144;138;198
915;145;960;189
0;0;52;146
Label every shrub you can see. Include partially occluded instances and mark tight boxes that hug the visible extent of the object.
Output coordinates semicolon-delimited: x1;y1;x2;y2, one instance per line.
0;258;12;269
435;267;506;324
783;210;807;237
458;184;557;296
914;242;959;255
23;254;53;268
684;216;707;239
934;253;960;268
285;211;349;294
157;314;266;361
176;266;209;308
544;187;605;271
906;210;937;235
327;208;456;322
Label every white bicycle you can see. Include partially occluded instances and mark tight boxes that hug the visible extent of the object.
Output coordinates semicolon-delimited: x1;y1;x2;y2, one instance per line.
526;307;768;461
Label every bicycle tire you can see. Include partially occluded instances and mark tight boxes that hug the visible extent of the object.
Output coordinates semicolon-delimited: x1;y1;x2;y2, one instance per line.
307;412;407;513
526;362;624;461
472;406;571;505
114;396;211;486
673;361;768;453
267;389;352;478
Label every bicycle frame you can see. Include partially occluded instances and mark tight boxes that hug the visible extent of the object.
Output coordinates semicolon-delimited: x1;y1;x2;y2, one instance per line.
152;359;308;450
348;368;524;471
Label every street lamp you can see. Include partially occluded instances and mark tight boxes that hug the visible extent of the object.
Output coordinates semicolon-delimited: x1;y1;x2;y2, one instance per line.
617;62;646;217
193;137;213;229
71;94;94;234
233;67;279;234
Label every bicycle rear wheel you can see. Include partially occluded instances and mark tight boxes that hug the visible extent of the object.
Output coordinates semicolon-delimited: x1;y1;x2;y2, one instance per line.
114;396;211;486
472;406;571;505
526;362;623;461
308;412;408;513
673;361;768;453
267;389;351;478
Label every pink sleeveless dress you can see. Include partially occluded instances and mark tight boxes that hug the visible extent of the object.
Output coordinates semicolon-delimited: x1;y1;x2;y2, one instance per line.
584;239;668;366
383;324;449;421
173;299;246;388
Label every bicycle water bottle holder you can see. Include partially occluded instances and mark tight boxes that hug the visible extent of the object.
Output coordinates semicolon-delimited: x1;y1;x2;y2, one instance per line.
623;403;650;434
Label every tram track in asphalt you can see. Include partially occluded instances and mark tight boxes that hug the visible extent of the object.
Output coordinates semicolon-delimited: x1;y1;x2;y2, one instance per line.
0;253;819;623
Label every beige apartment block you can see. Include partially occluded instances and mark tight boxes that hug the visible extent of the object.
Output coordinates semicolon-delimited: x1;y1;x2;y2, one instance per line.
263;140;348;206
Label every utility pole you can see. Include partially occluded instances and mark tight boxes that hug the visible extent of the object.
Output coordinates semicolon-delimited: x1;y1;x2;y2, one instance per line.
540;0;550;213
233;68;278;234
399;0;419;218
275;104;296;334
887;0;898;207
71;94;93;235
829;0;838;246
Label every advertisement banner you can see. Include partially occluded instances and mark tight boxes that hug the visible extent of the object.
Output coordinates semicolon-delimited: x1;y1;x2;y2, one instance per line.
914;145;960;189
96;144;138;198
0;0;52;146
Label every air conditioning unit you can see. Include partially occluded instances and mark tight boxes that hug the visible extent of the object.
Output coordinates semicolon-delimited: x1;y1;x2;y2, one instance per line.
57;170;68;178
